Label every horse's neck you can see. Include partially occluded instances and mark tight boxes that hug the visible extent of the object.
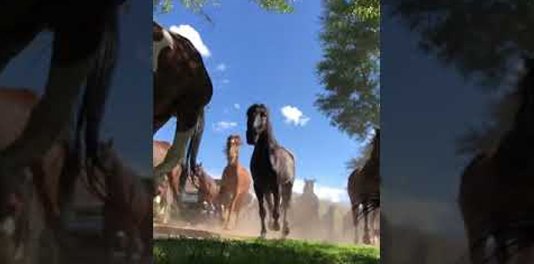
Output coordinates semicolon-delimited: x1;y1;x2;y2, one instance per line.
257;130;278;151
495;89;534;169
226;149;239;165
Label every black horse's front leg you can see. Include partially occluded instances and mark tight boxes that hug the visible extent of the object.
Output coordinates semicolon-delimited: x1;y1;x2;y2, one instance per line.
254;184;267;239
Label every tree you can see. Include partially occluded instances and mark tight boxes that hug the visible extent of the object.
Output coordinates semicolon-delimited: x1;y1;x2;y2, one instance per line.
153;0;295;14
315;0;380;140
385;0;534;88
346;138;373;170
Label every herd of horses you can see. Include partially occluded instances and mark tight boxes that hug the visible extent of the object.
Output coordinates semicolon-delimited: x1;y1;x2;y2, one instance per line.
0;1;532;263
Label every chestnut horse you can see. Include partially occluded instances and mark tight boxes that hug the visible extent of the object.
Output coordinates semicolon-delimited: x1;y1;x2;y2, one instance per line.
348;128;380;245
458;57;534;264
218;135;252;230
246;104;296;239
152;21;213;193
0;2;124;262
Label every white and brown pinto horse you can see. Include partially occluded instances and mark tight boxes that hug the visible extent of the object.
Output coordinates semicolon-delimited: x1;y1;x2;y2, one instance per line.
152;21;213;194
0;2;125;263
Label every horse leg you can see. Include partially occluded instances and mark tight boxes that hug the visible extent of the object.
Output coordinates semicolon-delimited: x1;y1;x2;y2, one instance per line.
154;111;197;181
271;185;281;232
0;27;102;177
369;208;379;245
467;230;486;264
225;195;238;230
362;204;371;245
265;192;275;230
254;185;267;238
281;182;292;238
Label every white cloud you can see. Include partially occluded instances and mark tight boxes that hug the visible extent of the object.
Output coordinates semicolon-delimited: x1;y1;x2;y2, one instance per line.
215;63;227;72
280;105;310;126
213;121;237;132
233;103;241;110
293;178;349;204
169;24;211;57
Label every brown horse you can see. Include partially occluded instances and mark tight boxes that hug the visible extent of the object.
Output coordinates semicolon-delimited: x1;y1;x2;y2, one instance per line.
190;164;220;211
152;21;213;193
218;135;252;230
458;57;534;264
246;104;296;239
0;3;124;262
348;128;380;245
153;140;181;223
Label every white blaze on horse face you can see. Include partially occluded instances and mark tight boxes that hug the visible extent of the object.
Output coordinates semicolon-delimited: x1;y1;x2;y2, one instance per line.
153;28;174;72
253;114;262;130
0;217;15;237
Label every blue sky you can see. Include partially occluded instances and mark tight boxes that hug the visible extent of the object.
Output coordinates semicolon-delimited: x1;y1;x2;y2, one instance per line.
154;1;365;203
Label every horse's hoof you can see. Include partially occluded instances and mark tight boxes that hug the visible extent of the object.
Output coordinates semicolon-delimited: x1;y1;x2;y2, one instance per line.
272;221;280;231
260;231;266;239
282;227;290;237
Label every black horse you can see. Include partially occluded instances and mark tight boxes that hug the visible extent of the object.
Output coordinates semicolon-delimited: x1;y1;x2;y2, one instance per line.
0;1;123;263
246;104;295;239
458;56;534;264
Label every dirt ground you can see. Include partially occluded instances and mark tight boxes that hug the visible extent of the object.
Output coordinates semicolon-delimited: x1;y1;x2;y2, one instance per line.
153;201;372;246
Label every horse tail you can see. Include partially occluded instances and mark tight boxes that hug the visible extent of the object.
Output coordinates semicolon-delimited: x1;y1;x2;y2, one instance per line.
71;6;119;198
81;6;119;162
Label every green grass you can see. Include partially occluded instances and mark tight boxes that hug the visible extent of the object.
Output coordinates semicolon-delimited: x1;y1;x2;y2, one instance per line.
154;238;379;264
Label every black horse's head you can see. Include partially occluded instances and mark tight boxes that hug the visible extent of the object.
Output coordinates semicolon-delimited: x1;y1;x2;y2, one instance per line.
246;104;270;145
0;168;32;264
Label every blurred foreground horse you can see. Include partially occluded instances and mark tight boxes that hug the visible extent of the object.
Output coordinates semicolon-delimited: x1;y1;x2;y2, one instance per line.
459;57;534;264
0;1;124;262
